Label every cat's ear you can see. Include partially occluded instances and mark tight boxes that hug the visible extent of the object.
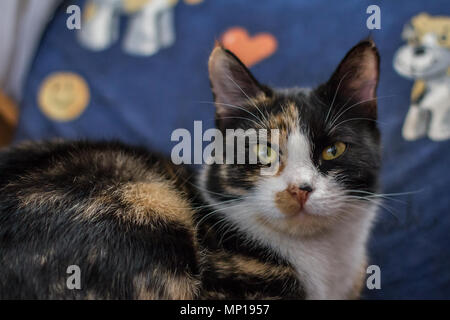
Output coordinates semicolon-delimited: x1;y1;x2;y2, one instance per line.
208;45;267;126
325;39;380;118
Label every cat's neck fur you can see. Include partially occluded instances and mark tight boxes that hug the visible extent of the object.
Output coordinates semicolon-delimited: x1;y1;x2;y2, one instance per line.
248;206;376;299
197;165;376;299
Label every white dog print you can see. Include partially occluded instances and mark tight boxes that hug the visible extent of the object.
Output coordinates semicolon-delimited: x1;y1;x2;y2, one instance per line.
393;13;450;141
78;0;177;56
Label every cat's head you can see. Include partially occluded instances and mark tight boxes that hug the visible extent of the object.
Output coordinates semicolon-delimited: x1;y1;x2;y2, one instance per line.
201;40;381;238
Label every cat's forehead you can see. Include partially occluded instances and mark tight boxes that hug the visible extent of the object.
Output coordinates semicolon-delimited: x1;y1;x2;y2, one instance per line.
259;88;328;134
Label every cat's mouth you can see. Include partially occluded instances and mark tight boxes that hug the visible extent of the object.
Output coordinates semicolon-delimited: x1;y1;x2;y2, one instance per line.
256;208;333;238
254;187;338;237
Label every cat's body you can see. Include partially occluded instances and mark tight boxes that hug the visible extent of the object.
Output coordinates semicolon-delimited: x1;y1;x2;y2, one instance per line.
0;40;381;299
0;140;304;299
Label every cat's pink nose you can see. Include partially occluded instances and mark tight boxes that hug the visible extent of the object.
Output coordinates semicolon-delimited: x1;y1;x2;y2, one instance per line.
287;184;313;208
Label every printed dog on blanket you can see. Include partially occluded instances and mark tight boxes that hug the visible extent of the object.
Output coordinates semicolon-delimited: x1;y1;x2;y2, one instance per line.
78;0;177;56
394;13;450;141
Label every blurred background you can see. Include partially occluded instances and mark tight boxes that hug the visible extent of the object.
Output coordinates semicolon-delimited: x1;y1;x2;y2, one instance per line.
0;0;449;299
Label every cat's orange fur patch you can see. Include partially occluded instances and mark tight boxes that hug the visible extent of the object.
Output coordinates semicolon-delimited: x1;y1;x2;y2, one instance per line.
265;102;299;176
133;271;200;299
265;102;299;134
120;181;193;227
211;252;293;279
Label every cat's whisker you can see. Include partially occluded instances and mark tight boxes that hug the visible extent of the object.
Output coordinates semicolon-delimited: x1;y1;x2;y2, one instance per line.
207;194;268;206
185;176;280;205
309;91;330;109
193;199;258;228
327;95;395;131
329;117;384;133
197;101;266;128
189;198;243;210
217;215;242;244
340;197;400;221
201;203;250;238
224;73;269;124
337;91;358;114
347;189;424;197
328;97;378;129
325;72;349;123
326;90;358;126
218;221;241;244
212;116;264;128
194;203;243;229
182;178;237;199
344;189;423;204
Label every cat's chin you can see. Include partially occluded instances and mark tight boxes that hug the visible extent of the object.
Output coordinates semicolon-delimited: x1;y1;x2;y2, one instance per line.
256;211;336;238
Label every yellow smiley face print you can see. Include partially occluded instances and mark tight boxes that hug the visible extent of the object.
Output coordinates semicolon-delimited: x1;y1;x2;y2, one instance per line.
38;72;90;122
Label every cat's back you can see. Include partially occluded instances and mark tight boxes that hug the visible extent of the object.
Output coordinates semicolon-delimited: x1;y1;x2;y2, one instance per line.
0;140;201;299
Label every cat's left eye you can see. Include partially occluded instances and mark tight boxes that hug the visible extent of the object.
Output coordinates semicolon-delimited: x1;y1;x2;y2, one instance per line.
253;144;277;164
322;142;346;160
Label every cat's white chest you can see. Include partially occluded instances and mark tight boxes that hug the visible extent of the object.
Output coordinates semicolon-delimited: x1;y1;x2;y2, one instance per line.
288;236;365;299
276;208;376;299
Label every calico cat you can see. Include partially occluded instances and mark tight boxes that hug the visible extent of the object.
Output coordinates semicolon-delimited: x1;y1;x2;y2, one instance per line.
0;40;380;299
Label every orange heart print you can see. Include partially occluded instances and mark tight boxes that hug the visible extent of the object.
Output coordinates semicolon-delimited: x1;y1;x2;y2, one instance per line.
221;27;278;67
